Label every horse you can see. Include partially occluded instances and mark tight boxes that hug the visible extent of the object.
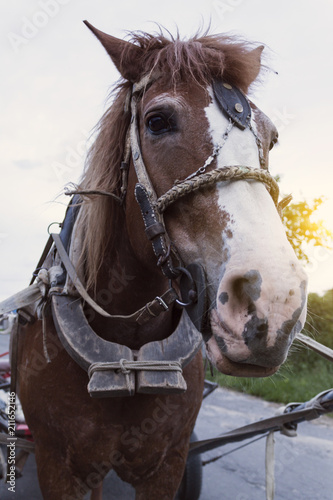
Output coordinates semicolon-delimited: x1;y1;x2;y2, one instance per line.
15;22;308;500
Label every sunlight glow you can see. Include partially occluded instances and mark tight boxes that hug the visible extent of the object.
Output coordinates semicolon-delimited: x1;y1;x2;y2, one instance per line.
313;199;333;234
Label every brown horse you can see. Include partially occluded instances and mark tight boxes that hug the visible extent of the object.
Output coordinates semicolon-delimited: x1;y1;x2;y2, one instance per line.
16;23;308;500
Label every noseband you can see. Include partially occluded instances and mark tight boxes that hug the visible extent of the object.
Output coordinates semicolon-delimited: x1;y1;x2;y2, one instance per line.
120;73;281;282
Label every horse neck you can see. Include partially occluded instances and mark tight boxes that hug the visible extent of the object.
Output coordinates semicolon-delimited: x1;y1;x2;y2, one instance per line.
88;211;176;350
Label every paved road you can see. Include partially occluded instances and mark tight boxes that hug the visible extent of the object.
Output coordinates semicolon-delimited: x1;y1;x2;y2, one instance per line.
1;332;333;499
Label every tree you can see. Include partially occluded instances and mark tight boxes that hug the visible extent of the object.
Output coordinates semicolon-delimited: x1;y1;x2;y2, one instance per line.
306;289;333;349
281;197;332;262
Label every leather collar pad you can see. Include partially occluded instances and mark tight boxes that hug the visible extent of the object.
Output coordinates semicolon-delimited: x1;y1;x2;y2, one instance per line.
213;80;251;130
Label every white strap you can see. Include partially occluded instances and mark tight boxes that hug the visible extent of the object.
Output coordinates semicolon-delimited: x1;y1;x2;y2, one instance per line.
296;332;333;362
265;431;275;500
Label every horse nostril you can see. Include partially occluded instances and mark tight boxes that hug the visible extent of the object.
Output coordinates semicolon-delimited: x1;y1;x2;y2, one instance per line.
247;302;256;315
232;270;262;303
257;321;268;336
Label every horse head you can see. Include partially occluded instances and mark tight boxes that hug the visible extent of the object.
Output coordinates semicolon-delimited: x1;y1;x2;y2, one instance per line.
82;22;308;378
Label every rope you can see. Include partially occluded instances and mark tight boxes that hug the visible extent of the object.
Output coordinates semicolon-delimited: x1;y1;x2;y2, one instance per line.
64;187;122;204
88;359;182;394
88;359;182;379
155;166;280;214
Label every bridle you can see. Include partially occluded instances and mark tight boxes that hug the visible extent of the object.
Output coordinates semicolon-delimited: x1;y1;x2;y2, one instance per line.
65;72;284;330
120;73;281;280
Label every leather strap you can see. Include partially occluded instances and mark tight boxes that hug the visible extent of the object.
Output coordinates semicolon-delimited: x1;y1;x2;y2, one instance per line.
0;284;42;316
0;433;35;453
128;75;183;280
51;233;178;324
130;91;157;195
135;184;179;279
135;288;178;325
52;233;112;318
29;234;53;285
296;332;333;362
188;406;323;457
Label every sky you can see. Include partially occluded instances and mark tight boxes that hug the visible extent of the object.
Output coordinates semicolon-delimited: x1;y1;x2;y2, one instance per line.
1;0;333;301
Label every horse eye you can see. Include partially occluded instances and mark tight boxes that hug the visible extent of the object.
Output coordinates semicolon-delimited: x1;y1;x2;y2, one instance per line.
147;115;170;134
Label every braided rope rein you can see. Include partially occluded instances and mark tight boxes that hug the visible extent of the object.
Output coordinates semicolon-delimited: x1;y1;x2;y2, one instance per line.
155;166;281;214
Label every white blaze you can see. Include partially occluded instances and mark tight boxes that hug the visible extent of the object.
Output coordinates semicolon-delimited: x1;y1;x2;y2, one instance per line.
204;88;306;331
204;90;261;170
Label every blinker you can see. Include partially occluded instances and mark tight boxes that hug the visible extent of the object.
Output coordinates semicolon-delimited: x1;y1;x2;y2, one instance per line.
213;80;251;130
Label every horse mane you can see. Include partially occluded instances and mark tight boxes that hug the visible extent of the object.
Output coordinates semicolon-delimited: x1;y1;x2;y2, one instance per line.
76;29;264;291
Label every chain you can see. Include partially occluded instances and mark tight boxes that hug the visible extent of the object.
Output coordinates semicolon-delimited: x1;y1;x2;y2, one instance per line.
184;120;234;182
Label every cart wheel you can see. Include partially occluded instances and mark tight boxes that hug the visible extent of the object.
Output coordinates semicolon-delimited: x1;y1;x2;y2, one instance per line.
176;431;202;500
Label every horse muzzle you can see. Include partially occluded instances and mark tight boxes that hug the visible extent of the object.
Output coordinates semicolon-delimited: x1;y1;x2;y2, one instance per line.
205;266;308;376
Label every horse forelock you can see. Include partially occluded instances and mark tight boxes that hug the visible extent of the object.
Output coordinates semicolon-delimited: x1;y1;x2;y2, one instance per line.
128;29;263;91
75;29;264;290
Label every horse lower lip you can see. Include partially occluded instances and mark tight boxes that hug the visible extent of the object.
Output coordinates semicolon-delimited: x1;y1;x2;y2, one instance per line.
216;355;279;377
206;332;279;378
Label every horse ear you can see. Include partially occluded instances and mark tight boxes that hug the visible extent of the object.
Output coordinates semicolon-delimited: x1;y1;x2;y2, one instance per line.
248;45;264;83
83;20;143;82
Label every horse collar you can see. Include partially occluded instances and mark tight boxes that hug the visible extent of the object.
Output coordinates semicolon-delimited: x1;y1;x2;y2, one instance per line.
52;294;203;398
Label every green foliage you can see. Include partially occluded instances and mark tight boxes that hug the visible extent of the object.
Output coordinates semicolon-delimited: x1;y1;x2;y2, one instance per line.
306;290;333;348
282;197;332;262
206;361;333;404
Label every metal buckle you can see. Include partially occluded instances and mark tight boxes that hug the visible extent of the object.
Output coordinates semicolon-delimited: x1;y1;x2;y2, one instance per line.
155;296;169;311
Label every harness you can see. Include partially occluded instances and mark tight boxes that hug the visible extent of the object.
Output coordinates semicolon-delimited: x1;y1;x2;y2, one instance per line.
1;74;286;398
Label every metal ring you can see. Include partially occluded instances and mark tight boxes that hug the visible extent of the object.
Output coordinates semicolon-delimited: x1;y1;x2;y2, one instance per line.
175;297;193;308
47;222;62;235
156;244;172;267
174;267;196;307
174;266;194;282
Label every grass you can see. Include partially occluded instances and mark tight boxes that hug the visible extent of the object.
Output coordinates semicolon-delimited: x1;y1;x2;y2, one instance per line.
206;355;333;409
